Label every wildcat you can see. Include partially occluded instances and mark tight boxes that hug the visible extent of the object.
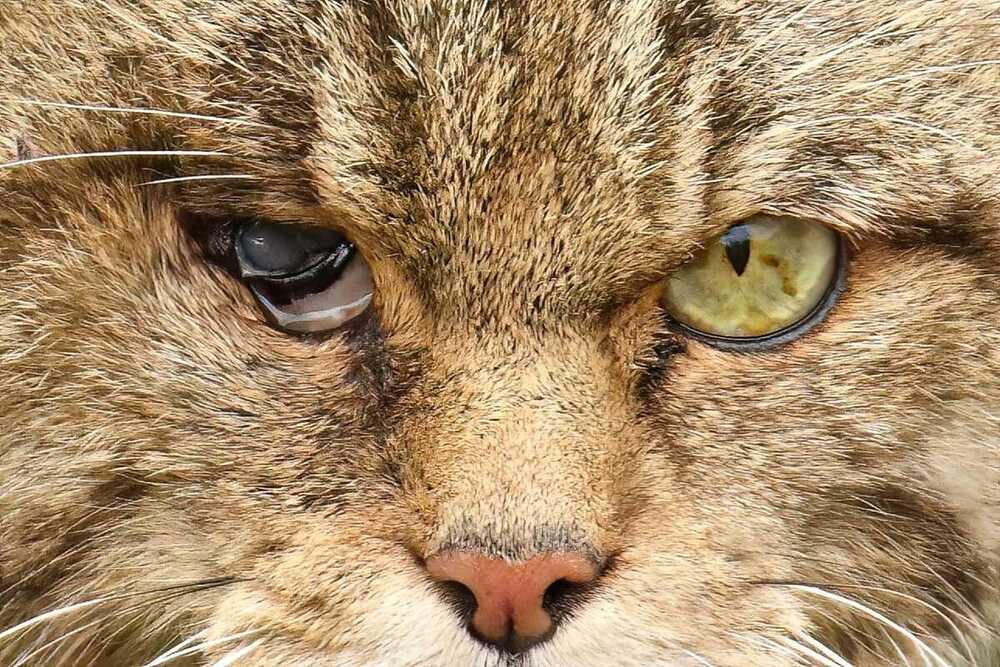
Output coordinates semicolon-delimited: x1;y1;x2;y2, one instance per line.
0;0;998;665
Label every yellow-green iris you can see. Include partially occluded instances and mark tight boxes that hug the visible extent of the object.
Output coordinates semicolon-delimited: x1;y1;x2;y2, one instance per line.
664;215;839;339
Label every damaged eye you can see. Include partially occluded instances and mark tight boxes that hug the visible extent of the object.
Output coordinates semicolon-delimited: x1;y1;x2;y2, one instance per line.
234;220;373;334
662;215;844;348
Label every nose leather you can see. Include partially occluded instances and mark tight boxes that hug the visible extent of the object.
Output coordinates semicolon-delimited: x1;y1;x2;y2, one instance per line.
426;551;598;647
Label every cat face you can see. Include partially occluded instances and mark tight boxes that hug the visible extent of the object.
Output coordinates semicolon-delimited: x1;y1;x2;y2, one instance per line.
1;1;998;665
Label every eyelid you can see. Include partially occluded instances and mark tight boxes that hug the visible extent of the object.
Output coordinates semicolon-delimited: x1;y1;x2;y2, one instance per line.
234;220;348;277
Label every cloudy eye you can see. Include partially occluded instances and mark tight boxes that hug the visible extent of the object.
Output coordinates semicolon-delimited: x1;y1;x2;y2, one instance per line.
662;215;844;348
235;220;373;334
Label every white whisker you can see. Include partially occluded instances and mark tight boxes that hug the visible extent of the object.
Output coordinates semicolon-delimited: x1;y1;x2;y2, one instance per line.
725;0;825;74
794;633;854;667
6;587;193;662
848;60;1000;93
142;630;260;667
0;506;121;599
831;583;978;663
142;632;205;666
779;20;910;82
787;114;973;149
76;589;210;665
136;174;258;187
779;635;854;667
0;597;109;642
787;585;952;667
11;100;271;128
882;626;915;667
740;634;809;664
0;579;236;653
11;617;102;666
0;150;226;171
208;638;264;667
679;648;717;666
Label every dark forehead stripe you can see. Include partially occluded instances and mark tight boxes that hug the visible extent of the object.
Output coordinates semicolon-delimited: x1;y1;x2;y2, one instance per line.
658;0;719;51
312;1;729;317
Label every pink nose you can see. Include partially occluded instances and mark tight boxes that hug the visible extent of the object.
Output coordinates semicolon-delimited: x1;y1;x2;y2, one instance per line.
426;552;599;650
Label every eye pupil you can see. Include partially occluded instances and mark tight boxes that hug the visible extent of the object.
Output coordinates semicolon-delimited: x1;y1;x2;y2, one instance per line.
721;224;751;276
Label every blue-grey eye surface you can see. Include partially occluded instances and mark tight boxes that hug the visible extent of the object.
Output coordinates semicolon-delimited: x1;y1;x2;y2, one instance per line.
238;221;344;276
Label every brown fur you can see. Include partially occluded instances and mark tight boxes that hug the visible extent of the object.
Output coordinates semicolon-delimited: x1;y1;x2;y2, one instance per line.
1;1;998;665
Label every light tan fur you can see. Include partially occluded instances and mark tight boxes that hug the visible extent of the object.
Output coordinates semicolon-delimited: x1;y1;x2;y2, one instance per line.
0;1;998;665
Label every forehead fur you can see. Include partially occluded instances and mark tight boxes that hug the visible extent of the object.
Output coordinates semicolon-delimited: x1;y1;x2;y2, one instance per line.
4;1;999;251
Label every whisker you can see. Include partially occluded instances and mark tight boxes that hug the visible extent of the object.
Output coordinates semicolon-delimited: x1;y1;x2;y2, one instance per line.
7;579;241;665
795;633;854;667
0;150;226;172
0;597;109;643
11;585;216;666
738;634;810;665
821;582;979;664
142;632;206;666
777;636;851;667
208;638;265;667
786;114;974;149
882;626;915;667
12;620;96;667
679;648;717;666
780;584;953;667
0;501;150;600
0;578;241;643
723;0;826;75
846;60;1000;93
778;20;912;83
752;567;987;664
91;583;240;662
142;630;262;667
775;574;983;659
136;174;258;187
923;566;996;638
0;506;126;600
11;99;272;128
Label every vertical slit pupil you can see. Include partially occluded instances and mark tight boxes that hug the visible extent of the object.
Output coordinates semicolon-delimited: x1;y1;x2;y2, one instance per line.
722;224;752;276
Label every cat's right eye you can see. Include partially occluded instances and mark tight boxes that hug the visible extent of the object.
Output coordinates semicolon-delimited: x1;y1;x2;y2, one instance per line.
233;220;373;334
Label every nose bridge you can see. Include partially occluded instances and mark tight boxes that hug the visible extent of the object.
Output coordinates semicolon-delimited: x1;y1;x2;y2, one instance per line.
410;328;627;560
421;327;616;473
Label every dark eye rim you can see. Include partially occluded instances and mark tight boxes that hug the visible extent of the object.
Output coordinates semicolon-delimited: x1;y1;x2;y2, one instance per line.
666;233;849;352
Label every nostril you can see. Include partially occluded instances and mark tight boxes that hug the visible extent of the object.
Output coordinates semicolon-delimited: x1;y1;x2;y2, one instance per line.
541;577;593;623
542;577;575;609
435;578;478;623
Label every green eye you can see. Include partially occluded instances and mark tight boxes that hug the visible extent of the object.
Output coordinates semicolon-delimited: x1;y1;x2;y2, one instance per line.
663;215;843;347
